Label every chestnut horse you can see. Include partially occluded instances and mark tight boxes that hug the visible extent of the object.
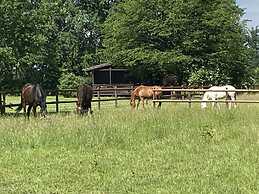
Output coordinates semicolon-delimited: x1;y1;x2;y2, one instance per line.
130;85;162;109
16;83;47;118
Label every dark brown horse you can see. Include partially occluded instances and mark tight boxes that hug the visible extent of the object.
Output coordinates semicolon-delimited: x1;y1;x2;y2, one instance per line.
16;83;47;118
76;85;93;115
130;85;162;109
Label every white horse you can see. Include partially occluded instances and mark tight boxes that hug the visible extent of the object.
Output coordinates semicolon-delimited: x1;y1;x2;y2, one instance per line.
201;85;237;109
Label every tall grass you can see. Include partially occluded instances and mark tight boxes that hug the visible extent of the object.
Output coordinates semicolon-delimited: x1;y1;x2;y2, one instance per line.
0;103;259;193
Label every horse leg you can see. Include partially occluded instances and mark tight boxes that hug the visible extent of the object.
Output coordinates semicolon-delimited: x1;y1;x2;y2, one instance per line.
226;98;229;108
22;104;27;118
234;93;237;108
230;95;236;109
133;99;137;109
22;101;26;116
134;98;140;109
89;103;93;114
157;95;161;108
141;97;145;109
225;95;230;109
27;105;33;119
226;95;232;109
131;100;135;110
211;98;215;108
216;101;220;109
33;106;37;117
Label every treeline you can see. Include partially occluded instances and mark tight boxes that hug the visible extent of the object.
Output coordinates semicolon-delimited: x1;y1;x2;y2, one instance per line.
0;0;258;90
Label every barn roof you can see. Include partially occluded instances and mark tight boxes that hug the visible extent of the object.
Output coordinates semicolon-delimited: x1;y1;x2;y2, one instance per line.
84;63;112;72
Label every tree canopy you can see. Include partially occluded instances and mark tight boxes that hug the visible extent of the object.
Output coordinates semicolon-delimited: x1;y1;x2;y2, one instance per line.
0;0;258;90
101;0;255;86
0;0;107;90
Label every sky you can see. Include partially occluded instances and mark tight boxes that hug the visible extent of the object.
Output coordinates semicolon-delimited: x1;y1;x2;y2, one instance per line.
236;0;259;28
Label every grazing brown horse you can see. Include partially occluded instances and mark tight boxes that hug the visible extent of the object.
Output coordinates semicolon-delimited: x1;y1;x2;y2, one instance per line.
130;85;162;109
76;85;93;115
16;83;47;118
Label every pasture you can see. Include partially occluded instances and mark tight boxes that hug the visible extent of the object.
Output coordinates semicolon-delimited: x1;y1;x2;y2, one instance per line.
0;98;259;193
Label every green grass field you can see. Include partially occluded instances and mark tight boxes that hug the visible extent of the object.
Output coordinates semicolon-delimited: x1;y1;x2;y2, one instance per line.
0;96;259;193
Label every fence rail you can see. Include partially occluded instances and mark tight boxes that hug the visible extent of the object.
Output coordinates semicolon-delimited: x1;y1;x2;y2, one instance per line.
1;86;259;114
152;88;259;108
153;88;259;92
0;86;133;114
153;99;259;103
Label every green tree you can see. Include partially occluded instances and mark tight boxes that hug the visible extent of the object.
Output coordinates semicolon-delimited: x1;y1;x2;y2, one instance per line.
101;0;254;86
0;0;106;90
0;48;16;90
248;26;259;84
0;0;60;89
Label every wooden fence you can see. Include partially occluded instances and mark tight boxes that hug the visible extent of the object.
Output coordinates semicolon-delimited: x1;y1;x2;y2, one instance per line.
1;86;259;114
0;86;134;114
152;88;259;108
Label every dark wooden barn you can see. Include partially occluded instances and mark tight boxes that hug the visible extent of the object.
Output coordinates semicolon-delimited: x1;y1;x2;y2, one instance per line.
84;64;132;85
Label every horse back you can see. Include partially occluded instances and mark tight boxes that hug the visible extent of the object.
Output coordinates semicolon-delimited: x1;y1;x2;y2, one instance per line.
77;85;93;107
133;85;161;98
21;84;46;105
21;84;34;104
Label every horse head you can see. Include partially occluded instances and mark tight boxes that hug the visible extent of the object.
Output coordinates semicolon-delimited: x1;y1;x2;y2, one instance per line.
201;93;208;109
39;97;47;117
152;86;162;97
130;93;136;108
36;85;47;117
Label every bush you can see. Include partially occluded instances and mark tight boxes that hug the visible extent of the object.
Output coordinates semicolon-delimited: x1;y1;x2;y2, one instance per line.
58;73;92;97
188;68;230;86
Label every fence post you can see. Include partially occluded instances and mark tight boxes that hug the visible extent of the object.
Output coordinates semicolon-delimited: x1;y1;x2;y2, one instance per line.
225;87;228;108
181;91;184;100
3;93;6;114
0;93;2;115
114;86;118;108
188;92;192;108
153;89;156;108
98;86;101;110
56;90;59;113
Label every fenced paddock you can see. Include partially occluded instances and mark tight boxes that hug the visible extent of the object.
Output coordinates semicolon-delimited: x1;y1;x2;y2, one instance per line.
1;86;259;115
